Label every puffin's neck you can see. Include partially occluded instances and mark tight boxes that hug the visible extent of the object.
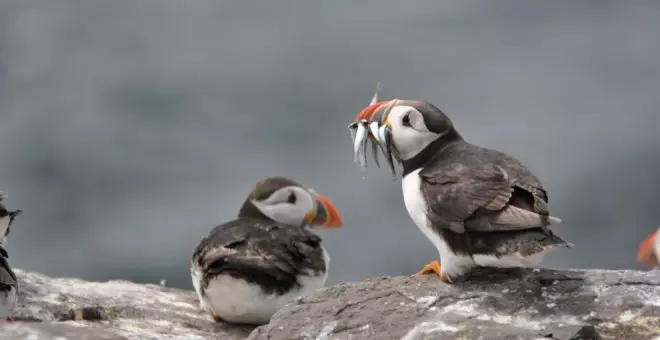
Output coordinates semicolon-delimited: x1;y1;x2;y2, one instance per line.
402;128;463;177
237;198;273;221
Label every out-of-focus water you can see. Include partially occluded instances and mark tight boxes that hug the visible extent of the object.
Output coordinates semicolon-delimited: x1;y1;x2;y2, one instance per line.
1;1;659;289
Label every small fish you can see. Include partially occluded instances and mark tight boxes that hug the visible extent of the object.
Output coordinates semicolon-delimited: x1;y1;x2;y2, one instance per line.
351;82;385;171
362;135;369;168
353;122;368;164
383;128;397;177
348;122;358;156
378;124;388;149
356;122;369;172
348;122;358;141
368;121;380;144
370;141;381;168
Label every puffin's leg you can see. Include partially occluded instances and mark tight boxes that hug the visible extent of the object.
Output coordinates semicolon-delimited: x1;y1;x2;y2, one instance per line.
414;260;451;283
212;312;223;323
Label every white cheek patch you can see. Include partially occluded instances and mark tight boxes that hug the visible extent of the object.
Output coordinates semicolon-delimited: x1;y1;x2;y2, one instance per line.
253;200;300;226
387;106;439;160
252;187;315;226
410;111;429;132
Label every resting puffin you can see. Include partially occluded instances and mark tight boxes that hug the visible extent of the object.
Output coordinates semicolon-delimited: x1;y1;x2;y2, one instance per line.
350;99;572;282
190;176;343;325
637;227;660;268
0;192;22;322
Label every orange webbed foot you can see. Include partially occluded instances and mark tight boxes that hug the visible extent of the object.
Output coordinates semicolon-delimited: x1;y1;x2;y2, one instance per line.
414;260;451;283
212;312;223;323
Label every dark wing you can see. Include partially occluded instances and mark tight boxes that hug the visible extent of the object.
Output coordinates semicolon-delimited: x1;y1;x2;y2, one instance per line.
192;218;325;295
421;161;513;232
479;145;551;216
420;153;559;234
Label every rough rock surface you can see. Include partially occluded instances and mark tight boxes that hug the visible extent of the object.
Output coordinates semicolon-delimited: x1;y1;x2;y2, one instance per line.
252;268;660;340
5;269;255;340
3;268;660;340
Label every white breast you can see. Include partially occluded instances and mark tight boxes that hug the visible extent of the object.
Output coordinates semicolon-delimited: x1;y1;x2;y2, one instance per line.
401;169;476;279
190;246;329;325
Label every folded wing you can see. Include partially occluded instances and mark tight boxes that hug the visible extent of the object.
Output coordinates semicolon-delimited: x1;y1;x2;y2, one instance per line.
420;161;560;234
192;219;325;295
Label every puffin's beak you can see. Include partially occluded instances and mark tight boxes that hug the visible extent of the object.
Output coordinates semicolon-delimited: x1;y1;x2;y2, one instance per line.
351;101;390;144
636;230;659;267
304;193;343;228
350;99;401;174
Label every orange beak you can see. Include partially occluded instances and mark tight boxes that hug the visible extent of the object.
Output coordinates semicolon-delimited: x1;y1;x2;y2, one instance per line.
307;194;343;228
354;100;400;125
355;101;387;123
352;100;399;145
636;230;659;267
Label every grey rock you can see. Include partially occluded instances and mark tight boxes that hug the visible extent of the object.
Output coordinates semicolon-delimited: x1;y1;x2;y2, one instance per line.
8;269;255;340
250;268;660;340
5;268;660;340
0;322;129;340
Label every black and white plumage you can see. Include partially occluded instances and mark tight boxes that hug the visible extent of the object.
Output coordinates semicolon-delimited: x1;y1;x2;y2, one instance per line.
350;99;572;282
190;177;343;325
0;194;21;320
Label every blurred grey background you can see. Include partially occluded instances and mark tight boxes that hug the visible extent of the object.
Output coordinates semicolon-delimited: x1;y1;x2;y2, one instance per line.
1;0;659;290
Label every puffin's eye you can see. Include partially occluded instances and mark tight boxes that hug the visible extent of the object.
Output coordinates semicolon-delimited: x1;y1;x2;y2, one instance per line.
402;113;411;127
287;193;297;204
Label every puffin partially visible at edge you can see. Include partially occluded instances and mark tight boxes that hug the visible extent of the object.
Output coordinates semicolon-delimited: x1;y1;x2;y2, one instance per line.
637;227;660;268
0;191;22;322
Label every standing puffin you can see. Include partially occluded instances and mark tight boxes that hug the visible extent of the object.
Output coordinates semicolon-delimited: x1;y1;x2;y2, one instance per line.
637;227;660;268
0;191;22;322
190;177;343;325
349;99;572;282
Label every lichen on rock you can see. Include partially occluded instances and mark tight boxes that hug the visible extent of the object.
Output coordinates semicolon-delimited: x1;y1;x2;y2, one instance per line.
8;269;255;340
251;268;660;340
4;268;660;340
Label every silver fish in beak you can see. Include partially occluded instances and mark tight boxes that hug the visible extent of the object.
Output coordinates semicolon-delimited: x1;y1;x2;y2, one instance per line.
349;95;402;178
352;119;368;168
348;83;385;172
